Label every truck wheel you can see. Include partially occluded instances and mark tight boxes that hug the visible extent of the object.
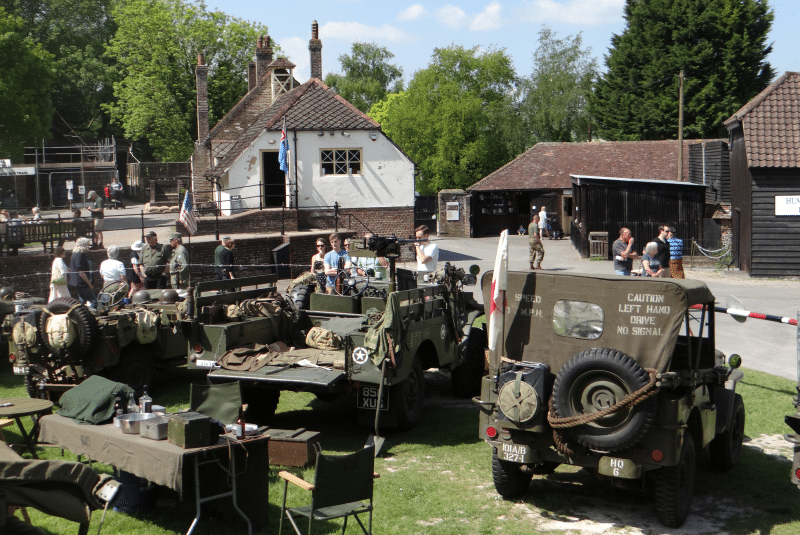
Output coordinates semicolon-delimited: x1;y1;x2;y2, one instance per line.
244;388;280;425
393;355;425;429
552;347;656;452
655;434;696;527
290;285;312;310
492;451;533;498
451;326;487;398
113;349;155;393
39;297;98;361
709;393;745;471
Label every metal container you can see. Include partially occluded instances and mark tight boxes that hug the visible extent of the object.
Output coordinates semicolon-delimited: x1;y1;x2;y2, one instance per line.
140;415;170;440
117;412;162;435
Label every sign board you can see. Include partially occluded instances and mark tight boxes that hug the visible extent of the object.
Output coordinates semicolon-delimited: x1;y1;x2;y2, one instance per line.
67;190;73;200
78;185;85;195
230;194;244;214
65;180;73;190
775;196;800;216
1;160;11;167
446;201;459;221
0;167;35;176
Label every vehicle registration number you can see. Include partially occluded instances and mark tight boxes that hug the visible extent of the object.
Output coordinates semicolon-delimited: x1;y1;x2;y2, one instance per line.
499;442;532;463
12;366;29;375
194;359;216;369
357;385;389;411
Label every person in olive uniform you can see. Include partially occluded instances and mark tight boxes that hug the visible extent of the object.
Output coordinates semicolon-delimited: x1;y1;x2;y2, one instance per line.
86;190;105;249
140;230;171;289
168;232;190;289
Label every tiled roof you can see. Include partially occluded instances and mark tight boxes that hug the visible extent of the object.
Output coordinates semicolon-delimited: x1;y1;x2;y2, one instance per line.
208;79;379;176
724;71;800;168
468;140;718;192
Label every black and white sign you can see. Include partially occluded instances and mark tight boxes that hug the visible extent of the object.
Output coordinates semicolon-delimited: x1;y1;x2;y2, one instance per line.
775;196;800;215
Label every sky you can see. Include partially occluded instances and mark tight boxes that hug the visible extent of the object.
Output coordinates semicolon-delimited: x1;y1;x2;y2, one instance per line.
207;0;798;86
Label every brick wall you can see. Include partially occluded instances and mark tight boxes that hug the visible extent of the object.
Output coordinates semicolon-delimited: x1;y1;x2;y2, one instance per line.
437;190;471;237
178;208;299;237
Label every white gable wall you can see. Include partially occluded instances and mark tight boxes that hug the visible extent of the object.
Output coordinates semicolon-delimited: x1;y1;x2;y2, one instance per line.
224;129;414;210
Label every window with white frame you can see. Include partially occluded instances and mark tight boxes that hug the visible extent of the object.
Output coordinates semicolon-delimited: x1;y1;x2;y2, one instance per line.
320;149;361;176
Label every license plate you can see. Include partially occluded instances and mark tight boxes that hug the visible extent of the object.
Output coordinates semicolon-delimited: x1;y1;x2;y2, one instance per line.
357;385;389;411
499;442;532;463
12;366;29;375
598;456;641;479
194;359;216;369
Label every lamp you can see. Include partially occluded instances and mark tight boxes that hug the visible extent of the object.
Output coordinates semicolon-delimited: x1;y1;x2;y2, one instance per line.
268;139;276;144
342;132;350;137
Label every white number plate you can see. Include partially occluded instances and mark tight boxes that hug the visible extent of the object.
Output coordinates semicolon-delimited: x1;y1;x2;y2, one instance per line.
499;442;532;463
194;359;216;369
12;366;29;374
357;385;389;411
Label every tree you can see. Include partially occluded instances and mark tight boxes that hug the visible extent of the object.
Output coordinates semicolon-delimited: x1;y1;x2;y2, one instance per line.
592;0;774;140
105;0;267;161
324;42;403;113
0;7;55;160
3;0;120;140
371;45;519;194
519;27;597;145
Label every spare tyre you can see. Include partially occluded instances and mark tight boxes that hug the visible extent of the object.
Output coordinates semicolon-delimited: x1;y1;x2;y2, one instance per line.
290;284;312;311
552;347;656;452
39;297;98;361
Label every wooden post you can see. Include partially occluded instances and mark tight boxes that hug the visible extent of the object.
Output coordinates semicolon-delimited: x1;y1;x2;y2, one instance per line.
678;70;684;181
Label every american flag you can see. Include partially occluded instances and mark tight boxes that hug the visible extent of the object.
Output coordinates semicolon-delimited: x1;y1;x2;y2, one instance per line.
179;190;197;235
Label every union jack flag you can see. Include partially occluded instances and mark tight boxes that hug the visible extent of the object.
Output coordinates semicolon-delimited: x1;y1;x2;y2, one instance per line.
278;117;289;173
179;190;197;235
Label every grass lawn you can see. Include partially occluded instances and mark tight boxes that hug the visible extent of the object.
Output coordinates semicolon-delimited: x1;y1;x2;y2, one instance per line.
2;365;800;534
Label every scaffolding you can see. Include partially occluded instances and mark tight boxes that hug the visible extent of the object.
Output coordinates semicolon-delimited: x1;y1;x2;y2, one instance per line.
3;138;119;209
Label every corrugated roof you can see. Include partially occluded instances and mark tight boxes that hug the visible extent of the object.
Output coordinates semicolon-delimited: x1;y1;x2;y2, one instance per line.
468;140;719;192
724;71;800;168
208;78;380;176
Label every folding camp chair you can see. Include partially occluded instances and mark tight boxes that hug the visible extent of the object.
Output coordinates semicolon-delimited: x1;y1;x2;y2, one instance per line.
278;445;378;535
189;382;243;425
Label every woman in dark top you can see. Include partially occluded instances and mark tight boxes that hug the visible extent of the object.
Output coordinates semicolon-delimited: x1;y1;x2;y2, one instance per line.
68;237;96;306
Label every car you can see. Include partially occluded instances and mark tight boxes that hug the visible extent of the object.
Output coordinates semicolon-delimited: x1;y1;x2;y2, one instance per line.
476;271;745;527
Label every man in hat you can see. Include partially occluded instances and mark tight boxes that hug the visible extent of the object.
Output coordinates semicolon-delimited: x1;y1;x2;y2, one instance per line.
140;230;171;288
86;190;104;249
128;239;146;296
168;232;189;289
214;236;235;281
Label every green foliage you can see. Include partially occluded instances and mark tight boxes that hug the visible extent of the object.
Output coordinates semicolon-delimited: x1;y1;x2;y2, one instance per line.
105;0;266;161
372;45;520;195
519;26;598;145
592;0;774;140
324;42;404;114
3;0;119;140
0;7;55;160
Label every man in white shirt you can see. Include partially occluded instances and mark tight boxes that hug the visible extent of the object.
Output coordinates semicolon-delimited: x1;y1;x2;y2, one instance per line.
414;225;438;276
538;207;548;238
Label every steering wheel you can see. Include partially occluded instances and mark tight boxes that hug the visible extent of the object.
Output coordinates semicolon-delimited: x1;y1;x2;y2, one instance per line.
97;281;130;307
334;269;370;297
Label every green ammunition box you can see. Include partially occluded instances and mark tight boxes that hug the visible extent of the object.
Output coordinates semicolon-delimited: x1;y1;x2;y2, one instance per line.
168;411;213;449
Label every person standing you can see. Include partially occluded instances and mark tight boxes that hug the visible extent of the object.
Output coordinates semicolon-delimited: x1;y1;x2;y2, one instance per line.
49;246;70;302
653;225;671;278
527;215;544;270
141;230;171;289
666;227;685;279
68;237;96;306
214;236;236;281
414;225;439;277
539;207;548;238
86;190;104;249
323;233;351;294
168;233;190;289
128;240;146;297
99;246;127;291
612;227;638;276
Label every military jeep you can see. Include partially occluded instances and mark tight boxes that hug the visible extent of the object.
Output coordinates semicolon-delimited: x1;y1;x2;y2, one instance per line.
477;271;744;527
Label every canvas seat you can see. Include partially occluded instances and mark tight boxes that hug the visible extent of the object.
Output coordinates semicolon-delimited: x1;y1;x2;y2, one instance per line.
278;445;378;535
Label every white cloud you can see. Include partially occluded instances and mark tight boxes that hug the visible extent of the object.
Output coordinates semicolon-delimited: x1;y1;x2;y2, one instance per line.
276;36;310;82
470;1;504;31
320;21;417;43
517;0;624;26
438;2;505;31
397;4;429;21
437;5;471;29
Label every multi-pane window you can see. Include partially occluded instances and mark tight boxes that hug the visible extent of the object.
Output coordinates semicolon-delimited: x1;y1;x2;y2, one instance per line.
321;149;361;175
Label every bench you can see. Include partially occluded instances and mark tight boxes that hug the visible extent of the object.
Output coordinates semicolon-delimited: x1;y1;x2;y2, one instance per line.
1;219;94;256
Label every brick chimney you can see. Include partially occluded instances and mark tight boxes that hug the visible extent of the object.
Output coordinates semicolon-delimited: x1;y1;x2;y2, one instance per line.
247;62;256;92
195;54;209;141
308;21;322;80
256;35;273;84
